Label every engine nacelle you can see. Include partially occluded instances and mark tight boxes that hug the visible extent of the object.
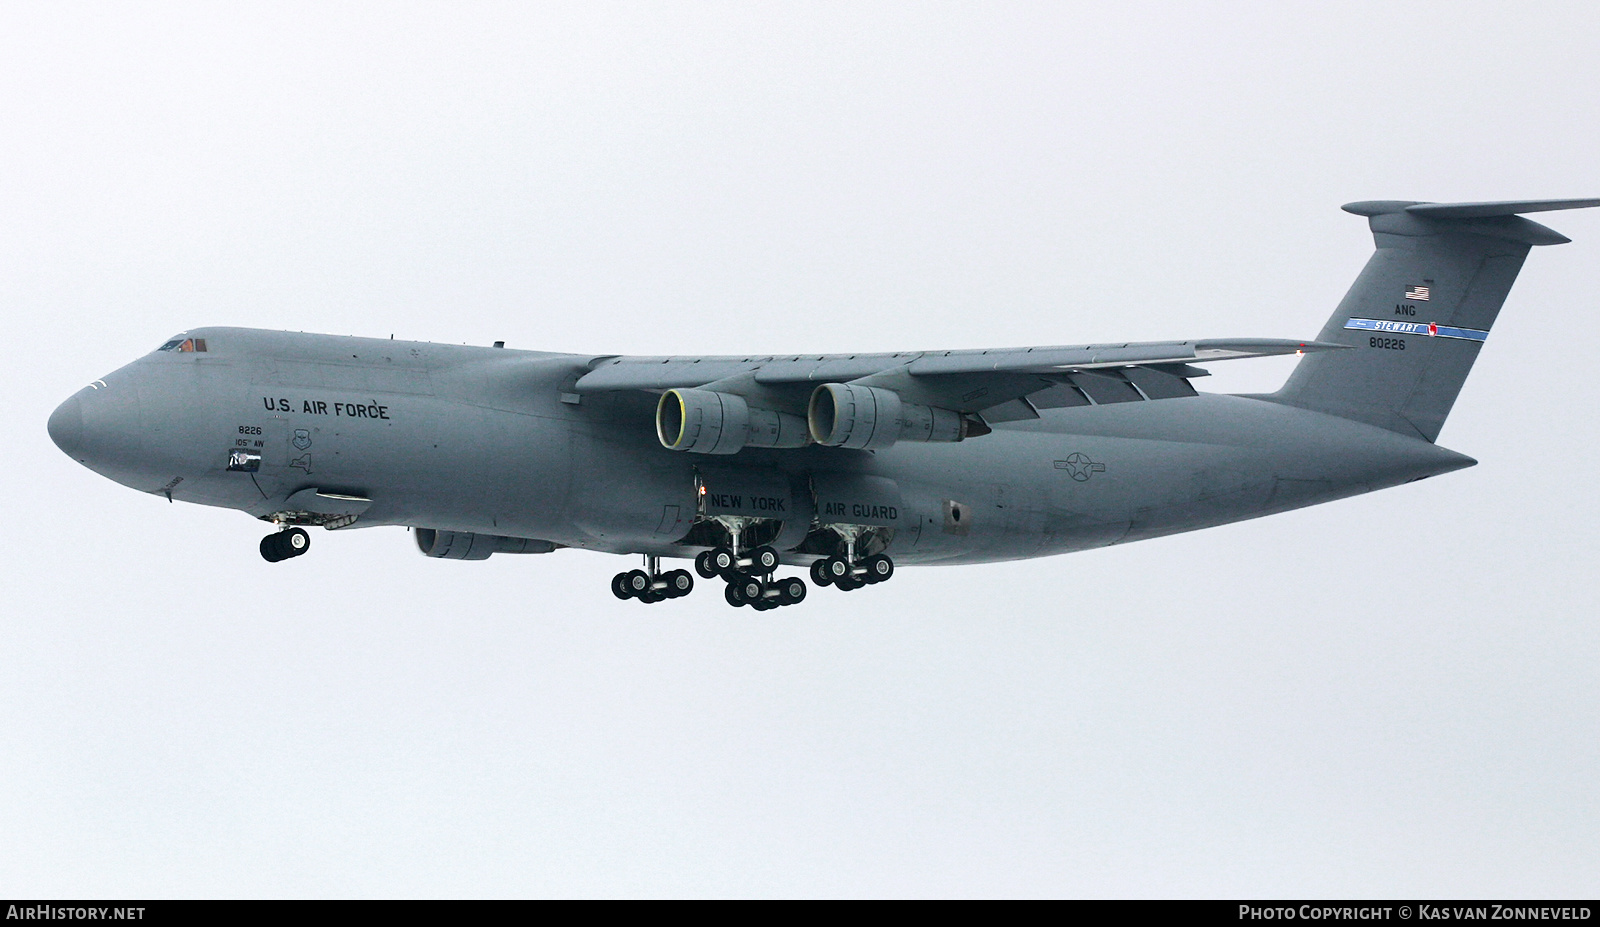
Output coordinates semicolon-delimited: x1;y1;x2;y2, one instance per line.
656;388;807;455
415;529;556;560
807;383;965;450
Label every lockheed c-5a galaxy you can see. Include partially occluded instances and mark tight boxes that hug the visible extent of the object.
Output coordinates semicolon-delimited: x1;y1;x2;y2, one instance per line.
48;198;1597;610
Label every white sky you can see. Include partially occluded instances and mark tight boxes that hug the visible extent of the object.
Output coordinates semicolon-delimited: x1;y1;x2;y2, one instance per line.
2;1;1597;898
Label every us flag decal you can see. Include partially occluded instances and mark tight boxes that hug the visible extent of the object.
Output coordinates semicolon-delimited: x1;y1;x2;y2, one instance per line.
1405;285;1431;301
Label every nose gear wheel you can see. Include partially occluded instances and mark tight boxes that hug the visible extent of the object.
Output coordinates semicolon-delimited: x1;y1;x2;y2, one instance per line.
260;527;311;563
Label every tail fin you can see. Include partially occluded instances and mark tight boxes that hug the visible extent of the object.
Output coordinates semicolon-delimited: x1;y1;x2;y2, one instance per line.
1274;198;1599;442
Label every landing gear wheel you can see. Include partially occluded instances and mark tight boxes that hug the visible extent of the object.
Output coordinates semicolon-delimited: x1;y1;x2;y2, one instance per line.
863;554;893;584
260;528;310;563
822;557;851;583
612;572;633;600
725;583;745;607
753;600;775;611
810;560;832;586
736;574;765;603
694;551;719;579
750;546;780;572
836;574;863;592
708;547;737;576
624;570;652;596
665;569;694;597
779;577;807;604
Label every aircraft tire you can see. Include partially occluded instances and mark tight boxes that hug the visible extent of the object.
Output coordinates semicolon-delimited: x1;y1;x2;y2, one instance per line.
822;557;850;583
611;572;633;599
737;574;765;603
694;551;718;579
724;583;745;607
284;528;310;558
624;570;652;596
666;569;694;597
709;547;737;576
863;554;893;583
259;534;284;563
779;577;807;604
809;560;832;586
751;546;780;572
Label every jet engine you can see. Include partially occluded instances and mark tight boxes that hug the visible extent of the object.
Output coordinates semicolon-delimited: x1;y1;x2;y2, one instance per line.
807;383;966;450
656;388;808;455
414;529;556;560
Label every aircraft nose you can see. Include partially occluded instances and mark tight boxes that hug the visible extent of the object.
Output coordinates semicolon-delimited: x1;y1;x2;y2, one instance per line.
49;381;146;474
48;394;86;460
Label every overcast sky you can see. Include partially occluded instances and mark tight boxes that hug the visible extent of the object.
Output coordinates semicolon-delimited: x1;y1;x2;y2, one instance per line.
3;2;1598;898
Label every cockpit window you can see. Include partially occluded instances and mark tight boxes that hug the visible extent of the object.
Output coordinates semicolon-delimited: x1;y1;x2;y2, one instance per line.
158;338;207;353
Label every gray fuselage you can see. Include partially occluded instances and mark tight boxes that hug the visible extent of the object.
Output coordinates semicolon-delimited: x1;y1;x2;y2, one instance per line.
48;326;1475;567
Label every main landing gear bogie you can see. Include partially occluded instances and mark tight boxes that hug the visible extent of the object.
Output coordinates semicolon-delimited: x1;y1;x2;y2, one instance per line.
695;544;807;610
259;527;311;563
612;560;695;604
723;573;807;610
695;545;779;579
810;553;894;592
614;542;894;609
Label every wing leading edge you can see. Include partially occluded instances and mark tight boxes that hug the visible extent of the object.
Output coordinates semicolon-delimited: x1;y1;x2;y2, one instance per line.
575;338;1342;391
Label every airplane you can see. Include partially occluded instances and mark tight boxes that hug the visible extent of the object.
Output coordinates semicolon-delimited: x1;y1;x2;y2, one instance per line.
47;198;1598;609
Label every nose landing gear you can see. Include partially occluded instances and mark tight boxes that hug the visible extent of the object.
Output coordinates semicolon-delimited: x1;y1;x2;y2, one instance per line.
259;527;311;562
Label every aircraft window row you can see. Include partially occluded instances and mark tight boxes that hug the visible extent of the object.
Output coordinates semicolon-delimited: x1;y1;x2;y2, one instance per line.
158;338;208;353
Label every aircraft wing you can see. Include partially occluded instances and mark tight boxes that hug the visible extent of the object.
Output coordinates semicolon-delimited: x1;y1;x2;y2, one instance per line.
574;337;1342;416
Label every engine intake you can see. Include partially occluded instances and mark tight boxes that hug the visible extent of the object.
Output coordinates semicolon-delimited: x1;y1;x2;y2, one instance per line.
807;383;965;450
656;388;807;455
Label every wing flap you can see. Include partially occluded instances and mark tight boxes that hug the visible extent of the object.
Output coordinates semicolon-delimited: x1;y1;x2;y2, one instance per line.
1122;365;1200;400
1068;370;1145;404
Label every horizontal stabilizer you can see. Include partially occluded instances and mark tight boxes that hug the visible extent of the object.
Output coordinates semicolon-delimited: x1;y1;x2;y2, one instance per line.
1342;198;1600;247
1406;199;1600;219
1344;198;1600;219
